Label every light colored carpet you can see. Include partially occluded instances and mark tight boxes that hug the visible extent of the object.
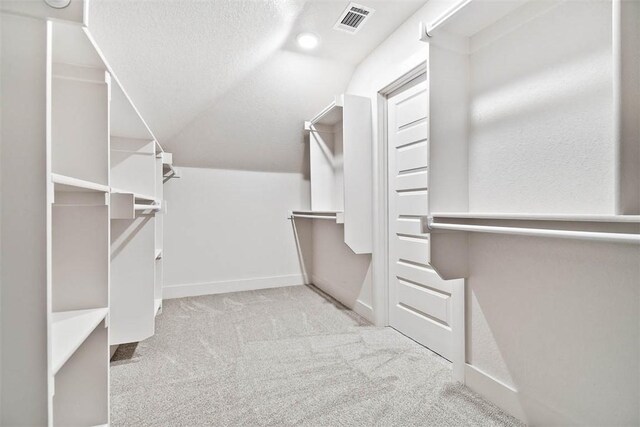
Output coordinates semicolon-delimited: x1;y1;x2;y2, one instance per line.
111;285;523;426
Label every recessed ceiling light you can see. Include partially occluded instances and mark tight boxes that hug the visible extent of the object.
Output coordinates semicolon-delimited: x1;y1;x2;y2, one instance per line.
297;33;319;50
44;0;71;7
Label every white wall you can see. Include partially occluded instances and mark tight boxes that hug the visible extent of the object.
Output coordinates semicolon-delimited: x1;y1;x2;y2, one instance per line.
466;232;639;425
346;0;640;424
162;167;310;298
467;0;614;213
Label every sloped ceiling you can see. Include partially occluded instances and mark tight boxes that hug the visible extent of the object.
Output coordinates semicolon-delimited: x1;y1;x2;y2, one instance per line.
89;0;426;172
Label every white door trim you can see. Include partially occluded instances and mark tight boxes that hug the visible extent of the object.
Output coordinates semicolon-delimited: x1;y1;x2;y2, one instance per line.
374;58;428;329
374;51;466;384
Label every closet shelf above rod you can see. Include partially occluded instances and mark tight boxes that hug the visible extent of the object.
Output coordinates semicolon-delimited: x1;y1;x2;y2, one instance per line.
428;218;640;244
305;94;344;129
289;210;345;224
52;174;110;193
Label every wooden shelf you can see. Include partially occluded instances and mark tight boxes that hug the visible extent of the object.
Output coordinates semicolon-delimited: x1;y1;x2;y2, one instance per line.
52;174;110;193
431;212;640;223
51;308;108;374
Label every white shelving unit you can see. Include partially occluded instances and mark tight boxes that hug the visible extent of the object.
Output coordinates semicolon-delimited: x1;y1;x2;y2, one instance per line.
420;0;640;279
296;94;372;254
0;2;178;423
51;308;109;375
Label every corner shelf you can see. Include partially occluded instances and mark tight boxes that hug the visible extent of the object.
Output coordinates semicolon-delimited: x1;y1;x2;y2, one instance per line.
51;308;108;374
290;210;345;224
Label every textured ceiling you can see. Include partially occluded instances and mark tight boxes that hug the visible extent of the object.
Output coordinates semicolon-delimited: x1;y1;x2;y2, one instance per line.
88;0;426;172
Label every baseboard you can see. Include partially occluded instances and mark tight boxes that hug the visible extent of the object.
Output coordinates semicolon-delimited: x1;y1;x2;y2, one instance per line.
464;363;527;423
311;274;375;323
353;300;374;323
163;274;306;299
109;344;119;359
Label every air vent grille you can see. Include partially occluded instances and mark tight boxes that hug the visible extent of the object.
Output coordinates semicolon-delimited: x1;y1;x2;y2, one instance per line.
334;3;375;34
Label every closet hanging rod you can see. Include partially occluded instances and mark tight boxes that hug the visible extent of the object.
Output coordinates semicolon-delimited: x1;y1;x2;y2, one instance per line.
134;204;161;212
289;214;337;220
428;221;640;244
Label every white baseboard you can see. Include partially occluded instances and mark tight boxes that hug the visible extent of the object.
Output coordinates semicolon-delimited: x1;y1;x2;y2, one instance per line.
353;300;374;323
464;363;527;423
311;274;375;323
163;274;306;299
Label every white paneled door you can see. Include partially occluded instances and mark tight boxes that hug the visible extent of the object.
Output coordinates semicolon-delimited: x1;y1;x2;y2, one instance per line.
387;75;461;362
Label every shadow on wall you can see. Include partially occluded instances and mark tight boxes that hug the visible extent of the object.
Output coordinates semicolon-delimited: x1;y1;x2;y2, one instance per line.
291;218;372;312
291;218;313;284
467;234;640;426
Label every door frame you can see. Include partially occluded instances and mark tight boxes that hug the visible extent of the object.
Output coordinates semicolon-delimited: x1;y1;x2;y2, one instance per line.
373;57;428;329
373;48;466;383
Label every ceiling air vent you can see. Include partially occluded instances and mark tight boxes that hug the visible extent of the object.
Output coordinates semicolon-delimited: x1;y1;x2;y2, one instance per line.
333;2;375;34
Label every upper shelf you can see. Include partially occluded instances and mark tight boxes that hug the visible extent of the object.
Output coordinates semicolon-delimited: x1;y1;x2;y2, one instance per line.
52;174;110;193
427;0;529;37
51;308;109;374
305;95;344;129
431;212;640;223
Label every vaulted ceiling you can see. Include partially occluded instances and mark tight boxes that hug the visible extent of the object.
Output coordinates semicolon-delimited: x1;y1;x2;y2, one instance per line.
89;0;426;172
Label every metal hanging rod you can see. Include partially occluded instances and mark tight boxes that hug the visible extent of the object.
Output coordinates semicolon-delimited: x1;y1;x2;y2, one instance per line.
289;214;338;220
428;221;640;244
134;203;161;212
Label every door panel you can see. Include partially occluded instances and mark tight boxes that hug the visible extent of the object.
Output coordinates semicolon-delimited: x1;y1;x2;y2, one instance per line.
387;75;460;361
396;141;429;172
396;170;428;191
395;121;428;147
397;235;430;265
397;191;429;216
395;217;425;235
396;279;450;325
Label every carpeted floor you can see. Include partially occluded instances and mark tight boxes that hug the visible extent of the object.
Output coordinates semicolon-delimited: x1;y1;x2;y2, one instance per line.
111;285;523;426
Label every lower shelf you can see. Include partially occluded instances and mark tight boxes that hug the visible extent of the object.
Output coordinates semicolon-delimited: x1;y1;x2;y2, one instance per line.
51;308;109;374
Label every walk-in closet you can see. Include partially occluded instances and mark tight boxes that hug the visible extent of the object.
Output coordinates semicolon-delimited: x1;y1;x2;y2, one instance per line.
1;0;638;425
